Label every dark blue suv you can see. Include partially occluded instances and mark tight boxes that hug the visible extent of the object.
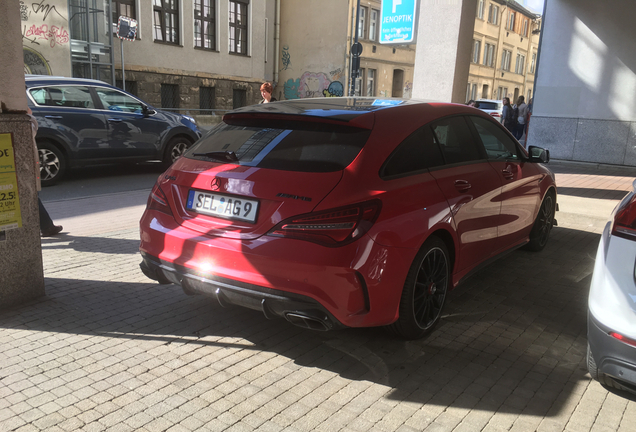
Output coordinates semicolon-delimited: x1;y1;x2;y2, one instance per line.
26;75;202;186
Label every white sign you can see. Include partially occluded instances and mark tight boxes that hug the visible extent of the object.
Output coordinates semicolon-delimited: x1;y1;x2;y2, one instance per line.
379;0;418;44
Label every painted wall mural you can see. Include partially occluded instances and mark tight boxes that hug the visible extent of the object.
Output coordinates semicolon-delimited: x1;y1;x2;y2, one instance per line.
281;45;292;71
21;0;69;75
284;72;345;100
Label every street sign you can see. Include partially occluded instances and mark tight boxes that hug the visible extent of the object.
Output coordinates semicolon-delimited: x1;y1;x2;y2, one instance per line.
351;42;363;56
117;16;138;41
379;0;418;44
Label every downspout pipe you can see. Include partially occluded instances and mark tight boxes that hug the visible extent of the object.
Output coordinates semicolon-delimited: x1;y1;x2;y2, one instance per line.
274;0;281;89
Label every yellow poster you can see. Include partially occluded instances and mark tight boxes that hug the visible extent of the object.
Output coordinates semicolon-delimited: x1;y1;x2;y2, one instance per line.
0;134;22;230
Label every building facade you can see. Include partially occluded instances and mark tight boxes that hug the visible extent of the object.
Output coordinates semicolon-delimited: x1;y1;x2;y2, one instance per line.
21;0;276;113
468;0;541;103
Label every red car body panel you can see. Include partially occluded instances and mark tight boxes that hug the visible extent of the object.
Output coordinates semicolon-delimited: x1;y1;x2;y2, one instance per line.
139;98;556;331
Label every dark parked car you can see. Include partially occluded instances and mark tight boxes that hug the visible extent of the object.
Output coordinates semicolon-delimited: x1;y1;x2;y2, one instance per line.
26;75;202;185
139;97;557;340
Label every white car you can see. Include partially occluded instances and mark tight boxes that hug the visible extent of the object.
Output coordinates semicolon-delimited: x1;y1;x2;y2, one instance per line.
477;99;503;122
588;179;636;393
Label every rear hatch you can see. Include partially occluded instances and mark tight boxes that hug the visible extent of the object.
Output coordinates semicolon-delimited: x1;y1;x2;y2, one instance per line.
164;114;373;240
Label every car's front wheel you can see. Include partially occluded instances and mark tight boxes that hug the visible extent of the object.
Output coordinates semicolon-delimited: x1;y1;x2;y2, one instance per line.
390;236;450;340
163;136;192;167
38;140;66;187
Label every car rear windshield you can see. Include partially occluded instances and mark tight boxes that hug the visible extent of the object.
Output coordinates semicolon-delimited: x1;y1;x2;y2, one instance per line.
478;102;501;110
185;122;371;172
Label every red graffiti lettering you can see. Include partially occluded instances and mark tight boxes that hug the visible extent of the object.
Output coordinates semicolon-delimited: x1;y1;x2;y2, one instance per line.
24;24;68;47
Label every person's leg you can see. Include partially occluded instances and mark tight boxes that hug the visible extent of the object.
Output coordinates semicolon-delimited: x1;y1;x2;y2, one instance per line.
39;198;63;236
39;198;54;231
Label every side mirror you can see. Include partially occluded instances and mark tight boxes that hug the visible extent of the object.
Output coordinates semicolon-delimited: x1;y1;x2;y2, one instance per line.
528;146;550;163
142;105;156;117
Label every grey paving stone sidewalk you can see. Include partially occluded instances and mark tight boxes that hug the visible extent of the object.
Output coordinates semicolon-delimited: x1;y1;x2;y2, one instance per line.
2;161;636;431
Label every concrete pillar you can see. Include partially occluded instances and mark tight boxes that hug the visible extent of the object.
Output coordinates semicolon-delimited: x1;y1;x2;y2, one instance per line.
412;0;477;103
0;0;45;307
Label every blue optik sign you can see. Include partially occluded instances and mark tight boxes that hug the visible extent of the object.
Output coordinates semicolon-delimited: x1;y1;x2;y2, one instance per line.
380;0;418;44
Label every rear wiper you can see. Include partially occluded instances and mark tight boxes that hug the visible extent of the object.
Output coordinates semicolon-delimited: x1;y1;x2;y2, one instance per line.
192;151;239;162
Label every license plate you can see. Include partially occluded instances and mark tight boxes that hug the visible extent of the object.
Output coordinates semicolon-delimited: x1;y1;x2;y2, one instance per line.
186;190;259;223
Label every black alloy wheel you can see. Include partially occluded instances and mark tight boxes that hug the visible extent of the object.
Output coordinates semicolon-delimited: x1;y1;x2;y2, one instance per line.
391;236;450;340
524;192;555;252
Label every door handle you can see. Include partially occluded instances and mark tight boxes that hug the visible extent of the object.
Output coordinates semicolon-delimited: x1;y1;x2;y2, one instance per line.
107;118;123;122
502;169;514;180
454;180;471;192
44;115;63;119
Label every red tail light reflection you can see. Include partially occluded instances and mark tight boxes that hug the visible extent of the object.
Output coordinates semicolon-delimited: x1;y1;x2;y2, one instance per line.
268;200;382;246
610;332;636;348
612;194;636;240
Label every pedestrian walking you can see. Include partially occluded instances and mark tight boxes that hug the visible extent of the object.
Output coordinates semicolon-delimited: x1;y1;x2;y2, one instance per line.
515;96;529;140
502;97;516;133
27;106;63;237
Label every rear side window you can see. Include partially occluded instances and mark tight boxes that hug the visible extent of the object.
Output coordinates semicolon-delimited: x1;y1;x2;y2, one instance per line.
469;116;519;160
381;126;445;177
185;123;371;173
28;86;95;109
431;116;482;164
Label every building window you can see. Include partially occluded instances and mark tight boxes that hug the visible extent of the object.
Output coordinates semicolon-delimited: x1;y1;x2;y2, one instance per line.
501;49;512;71
482;84;489;99
476;0;484;19
497;86;508;99
466;83;471;103
507;11;515;31
154;0;179;44
488;4;499;25
366;69;376;96
115;80;137;96
200;86;215;114
483;43;495;67
195;0;216;50
471;83;477;101
112;0;136;34
472;40;481;63
522;19;529;37
233;88;246;108
369;9;378;41
529;52;536;73
161;83;179;110
355;68;366;96
229;0;248;55
527;89;532;102
515;54;525;74
358;6;367;39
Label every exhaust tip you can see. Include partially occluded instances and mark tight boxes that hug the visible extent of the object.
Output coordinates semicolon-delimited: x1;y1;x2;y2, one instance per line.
285;312;330;331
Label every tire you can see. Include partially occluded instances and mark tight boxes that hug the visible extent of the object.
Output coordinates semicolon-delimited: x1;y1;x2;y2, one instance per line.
587;343;600;381
524;191;555;252
390;236;450;340
38;140;66;187
163;136;192;167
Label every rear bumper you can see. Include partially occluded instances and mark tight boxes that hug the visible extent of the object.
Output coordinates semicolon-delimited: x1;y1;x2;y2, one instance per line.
139;210;416;329
588;311;636;391
140;252;342;331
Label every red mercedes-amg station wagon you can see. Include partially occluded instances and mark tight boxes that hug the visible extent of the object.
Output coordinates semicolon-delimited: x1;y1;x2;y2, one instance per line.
139;98;557;339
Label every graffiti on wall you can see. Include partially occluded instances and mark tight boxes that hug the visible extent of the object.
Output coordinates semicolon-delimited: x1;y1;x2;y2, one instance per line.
284;71;345;100
30;0;66;21
23;24;69;47
21;0;68;75
281;45;291;71
24;46;52;75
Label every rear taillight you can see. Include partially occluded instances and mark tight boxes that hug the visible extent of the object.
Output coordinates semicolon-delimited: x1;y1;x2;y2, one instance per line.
268;200;382;246
490;112;501;117
611;194;636;240
610;332;636;348
147;183;173;215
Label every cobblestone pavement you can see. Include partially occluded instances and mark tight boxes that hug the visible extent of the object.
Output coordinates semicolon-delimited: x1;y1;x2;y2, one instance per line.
2;161;636;432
